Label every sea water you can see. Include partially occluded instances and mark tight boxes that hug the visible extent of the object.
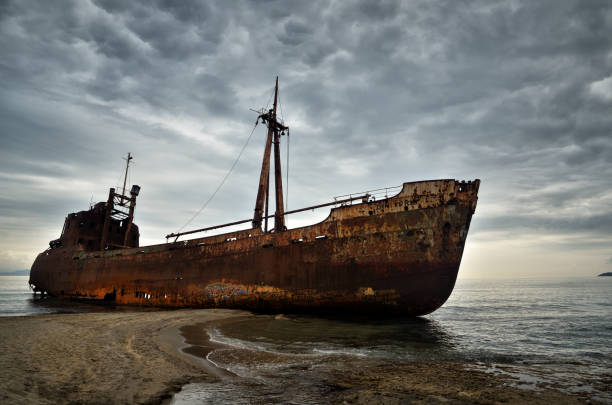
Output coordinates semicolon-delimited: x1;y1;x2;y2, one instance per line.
171;277;612;404
0;276;59;316
0;275;136;316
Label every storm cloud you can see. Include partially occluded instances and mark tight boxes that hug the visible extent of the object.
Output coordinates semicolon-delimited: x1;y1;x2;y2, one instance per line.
1;0;611;276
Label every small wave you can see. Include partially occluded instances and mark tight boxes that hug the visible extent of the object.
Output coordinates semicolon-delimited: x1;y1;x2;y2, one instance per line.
312;347;370;358
208;327;324;358
208;326;378;361
207;327;272;353
204;350;236;375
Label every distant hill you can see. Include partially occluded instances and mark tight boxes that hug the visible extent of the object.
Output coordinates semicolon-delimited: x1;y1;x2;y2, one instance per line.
598;272;612;277
0;270;30;276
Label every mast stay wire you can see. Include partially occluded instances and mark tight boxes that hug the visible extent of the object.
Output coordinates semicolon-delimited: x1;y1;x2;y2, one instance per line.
286;128;290;212
277;89;289;212
114;159;124;191
174;120;260;236
264;85;274;110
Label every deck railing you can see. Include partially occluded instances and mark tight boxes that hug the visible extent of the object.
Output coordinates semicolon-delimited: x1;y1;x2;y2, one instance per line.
333;185;402;206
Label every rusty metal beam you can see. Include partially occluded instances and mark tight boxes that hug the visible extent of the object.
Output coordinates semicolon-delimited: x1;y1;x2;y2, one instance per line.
281;195;367;217
113;193;134;203
165;194;368;240
99;188;115;250
123;188;138;247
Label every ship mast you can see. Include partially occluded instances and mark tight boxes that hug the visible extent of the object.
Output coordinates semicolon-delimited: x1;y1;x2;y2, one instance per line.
252;77;288;232
120;152;133;206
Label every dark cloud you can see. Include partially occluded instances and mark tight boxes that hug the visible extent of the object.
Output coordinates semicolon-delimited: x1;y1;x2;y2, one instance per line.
0;0;611;274
278;19;313;46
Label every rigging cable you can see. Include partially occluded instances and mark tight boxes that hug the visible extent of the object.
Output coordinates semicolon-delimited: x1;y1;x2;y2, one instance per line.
286;128;290;212
264;84;274;111
128;163;132;194
174;120;259;235
114;160;124;191
278;88;285;123
277;89;289;212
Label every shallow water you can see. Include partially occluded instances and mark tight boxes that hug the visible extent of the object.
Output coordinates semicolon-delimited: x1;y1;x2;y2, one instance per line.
0;275;158;316
171;277;612;404
0;276;61;316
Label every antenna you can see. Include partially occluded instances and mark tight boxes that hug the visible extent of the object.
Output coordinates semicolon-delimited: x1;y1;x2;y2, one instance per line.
120;152;133;205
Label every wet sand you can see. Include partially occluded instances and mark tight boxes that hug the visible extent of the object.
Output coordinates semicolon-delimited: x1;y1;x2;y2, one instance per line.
0;310;600;404
325;362;598;404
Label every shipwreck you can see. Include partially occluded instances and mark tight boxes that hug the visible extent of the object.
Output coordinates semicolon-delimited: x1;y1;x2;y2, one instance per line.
29;78;480;316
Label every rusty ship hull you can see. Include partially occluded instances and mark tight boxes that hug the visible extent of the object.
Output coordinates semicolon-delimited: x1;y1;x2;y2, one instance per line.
29;179;479;316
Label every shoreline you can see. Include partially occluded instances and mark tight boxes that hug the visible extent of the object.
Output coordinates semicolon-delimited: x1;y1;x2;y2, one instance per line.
0;310;603;404
162;317;253;380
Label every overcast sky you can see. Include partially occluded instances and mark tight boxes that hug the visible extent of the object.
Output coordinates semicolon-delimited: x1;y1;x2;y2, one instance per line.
1;0;611;278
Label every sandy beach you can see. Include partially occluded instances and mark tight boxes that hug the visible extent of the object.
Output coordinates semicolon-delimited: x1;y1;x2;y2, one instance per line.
0;309;249;404
0;310;600;404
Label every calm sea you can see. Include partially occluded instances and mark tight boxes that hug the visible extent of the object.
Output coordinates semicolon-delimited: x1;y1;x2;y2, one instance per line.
1;275;610;402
